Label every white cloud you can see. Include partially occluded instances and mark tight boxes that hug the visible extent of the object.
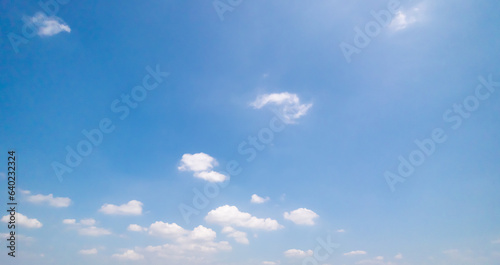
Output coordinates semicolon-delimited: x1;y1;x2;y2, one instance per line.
344;250;367;256
149;221;187;238
251;92;312;124
80;218;96;226
178;152;217;172
79;248;98;255
492;239;500;244
283;208;319;226
112;249;144;260
205;205;283;231
1;213;42;228
262;262;278;265
336;229;345;233
30;12;71;37
284;249;313;258
62;219;76;225
194;170;228;182
128;224;148;232
144;222;231;259
23;190;71;207
99;200;143;215
78;226;111;236
251;194;270;204
178;153;228;183
394;253;403;259
389;3;425;31
222;226;249;244
62;218;110;236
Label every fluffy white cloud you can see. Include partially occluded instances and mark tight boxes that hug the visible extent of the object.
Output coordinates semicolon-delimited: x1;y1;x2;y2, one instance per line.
344;250;367;256
1;213;42;228
336;229;345;233
178;153;217;172
23;190;71;207
99;200;143;215
283;208;319;226
262;262;278;265
112;249;144;260
251;194;270;204
149;221;187;238
205;205;283;231
394;253;403;259
251;92;312;124
194;170;228;182
78;226;111;236
79;248;98;255
222;226;249;244
128;224;148;232
178;153;228;183
30;12;71;37
284;249;313;258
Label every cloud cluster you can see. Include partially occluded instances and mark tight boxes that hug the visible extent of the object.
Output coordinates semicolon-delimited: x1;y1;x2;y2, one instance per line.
62;218;111;236
205;205;283;231
99;200;143;215
178;153;228;182
144;222;231;259
251;92;312;124
283;208;319;226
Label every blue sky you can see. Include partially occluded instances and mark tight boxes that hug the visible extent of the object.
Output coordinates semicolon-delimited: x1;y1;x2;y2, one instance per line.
1;0;500;264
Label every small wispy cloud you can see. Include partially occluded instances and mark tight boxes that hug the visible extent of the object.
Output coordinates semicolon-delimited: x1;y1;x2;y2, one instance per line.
251;92;312;124
29;12;71;37
344;250;367;256
389;2;426;31
284;249;313;258
22;189;71;207
251;194;270;204
79;248;98;255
